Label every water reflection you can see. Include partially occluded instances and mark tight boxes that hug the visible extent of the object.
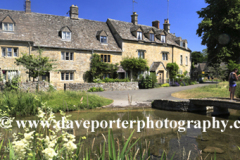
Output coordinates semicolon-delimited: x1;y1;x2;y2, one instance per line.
2;108;240;159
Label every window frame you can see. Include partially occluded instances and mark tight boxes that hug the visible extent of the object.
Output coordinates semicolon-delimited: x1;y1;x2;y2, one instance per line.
62;31;71;40
186;56;188;66
180;41;183;47
161;35;166;43
1;47;18;57
180;55;183;65
2;23;14;32
100;36;107;44
138;51;145;59
101;54;111;62
61;52;74;61
149;33;155;41
137;31;142;40
61;72;74;81
162;52;168;61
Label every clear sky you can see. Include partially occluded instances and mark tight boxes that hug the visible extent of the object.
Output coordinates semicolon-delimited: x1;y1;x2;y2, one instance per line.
1;0;208;52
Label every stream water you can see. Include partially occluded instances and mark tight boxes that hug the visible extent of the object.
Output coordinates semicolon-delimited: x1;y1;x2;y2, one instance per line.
3;107;240;160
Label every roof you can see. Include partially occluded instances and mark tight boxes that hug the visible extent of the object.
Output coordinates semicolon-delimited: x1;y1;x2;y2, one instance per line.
0;9;121;52
198;63;207;71
150;62;161;71
107;18;190;51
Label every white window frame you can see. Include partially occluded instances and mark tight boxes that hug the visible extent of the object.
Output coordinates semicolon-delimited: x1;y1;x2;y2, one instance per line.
162;52;168;61
186;56;188;65
138;51;145;59
62;31;71;40
161;35;166;43
61;52;74;61
150;33;155;41
2;47;18;57
2;23;14;31
185;43;188;49
100;36;107;44
61;72;74;81
180;41;183;47
137;31;142;40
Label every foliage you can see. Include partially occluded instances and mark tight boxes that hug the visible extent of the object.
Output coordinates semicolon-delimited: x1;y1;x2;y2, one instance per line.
48;84;56;92
5;73;21;91
121;57;148;80
197;0;240;63
87;87;104;92
150;72;157;88
93;78;105;83
0;91;113;116
139;74;153;89
208;63;228;81
161;83;170;87
84;54;118;82
166;63;179;79
228;60;240;74
15;48;55;81
191;51;204;64
235;82;240;98
102;78;130;83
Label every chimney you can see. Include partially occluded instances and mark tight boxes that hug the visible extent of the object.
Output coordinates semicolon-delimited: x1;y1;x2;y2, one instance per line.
70;5;79;19
152;20;160;29
163;19;170;33
25;0;31;13
131;12;138;25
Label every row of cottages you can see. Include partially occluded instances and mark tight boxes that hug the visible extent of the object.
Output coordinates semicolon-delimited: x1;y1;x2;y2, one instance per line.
0;0;191;90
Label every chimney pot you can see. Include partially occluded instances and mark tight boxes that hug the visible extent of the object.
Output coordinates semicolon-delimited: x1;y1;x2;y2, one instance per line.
70;5;79;19
163;19;170;33
25;0;31;13
152;20;160;29
131;12;138;25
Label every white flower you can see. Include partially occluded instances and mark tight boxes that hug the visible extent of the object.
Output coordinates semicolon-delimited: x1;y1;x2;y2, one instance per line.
24;131;35;141
12;140;28;160
63;141;77;152
42;148;57;160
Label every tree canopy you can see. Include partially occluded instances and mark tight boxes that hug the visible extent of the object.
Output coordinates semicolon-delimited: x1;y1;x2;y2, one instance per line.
191;49;208;64
197;0;240;63
15;48;55;81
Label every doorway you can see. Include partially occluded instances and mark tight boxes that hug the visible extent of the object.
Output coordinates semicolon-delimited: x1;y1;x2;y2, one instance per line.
158;71;164;84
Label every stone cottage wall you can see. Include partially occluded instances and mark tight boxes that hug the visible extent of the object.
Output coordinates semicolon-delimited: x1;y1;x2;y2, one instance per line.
65;82;139;91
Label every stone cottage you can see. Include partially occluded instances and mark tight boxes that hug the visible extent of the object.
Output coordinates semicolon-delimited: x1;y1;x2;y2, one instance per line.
0;0;191;89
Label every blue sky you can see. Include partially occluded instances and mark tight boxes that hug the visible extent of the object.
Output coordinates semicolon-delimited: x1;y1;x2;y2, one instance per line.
1;0;207;52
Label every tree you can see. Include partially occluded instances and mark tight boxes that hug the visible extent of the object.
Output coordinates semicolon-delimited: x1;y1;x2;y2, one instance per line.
208;63;228;81
15;48;55;81
120;57;148;81
191;51;204;64
197;0;240;63
84;54;118;82
228;60;240;74
166;63;179;79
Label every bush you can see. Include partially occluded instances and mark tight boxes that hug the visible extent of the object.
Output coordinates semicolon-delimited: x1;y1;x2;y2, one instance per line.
161;83;170;87
235;82;240;98
150;72;157;88
87;87;104;92
93;79;104;83
102;78;130;83
154;83;161;88
190;82;195;85
166;63;179;79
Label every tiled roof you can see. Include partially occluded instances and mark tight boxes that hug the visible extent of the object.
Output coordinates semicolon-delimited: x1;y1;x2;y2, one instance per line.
107;18;190;50
0;9;121;52
150;62;161;71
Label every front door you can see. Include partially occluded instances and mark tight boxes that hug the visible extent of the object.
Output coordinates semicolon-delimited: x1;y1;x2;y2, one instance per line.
158;71;164;84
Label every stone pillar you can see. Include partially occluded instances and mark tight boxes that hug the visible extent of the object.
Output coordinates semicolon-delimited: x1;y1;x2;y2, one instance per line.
211;106;230;116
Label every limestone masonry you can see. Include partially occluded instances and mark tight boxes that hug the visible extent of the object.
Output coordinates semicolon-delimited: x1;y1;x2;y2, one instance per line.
0;0;191;90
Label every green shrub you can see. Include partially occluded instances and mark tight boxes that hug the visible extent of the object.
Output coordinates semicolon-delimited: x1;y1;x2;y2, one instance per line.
190;82;195;85
150;72;157;88
87;87;104;92
161;83;170;87
102;78;130;83
235;82;240;98
93;79;104;83
154;83;161;88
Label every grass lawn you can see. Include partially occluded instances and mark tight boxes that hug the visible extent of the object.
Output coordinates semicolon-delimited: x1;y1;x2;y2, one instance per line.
171;82;230;99
0;90;113;116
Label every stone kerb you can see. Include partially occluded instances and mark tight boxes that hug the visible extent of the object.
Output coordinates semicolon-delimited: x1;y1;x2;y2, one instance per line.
152;99;190;111
65;82;139;91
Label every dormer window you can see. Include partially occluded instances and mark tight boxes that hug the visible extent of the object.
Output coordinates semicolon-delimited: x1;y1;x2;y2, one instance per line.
137;31;142;40
180;41;183;47
161;35;166;43
100;36;107;43
2;16;15;32
62;31;71;40
185;43;188;49
150;33;155;41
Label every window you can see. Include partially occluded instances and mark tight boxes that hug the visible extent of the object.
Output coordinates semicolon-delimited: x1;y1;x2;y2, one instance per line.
186;56;188;65
100;36;107;43
179;70;183;75
162;52;168;60
137;31;142;40
103;73;110;79
161;35;166;43
61;72;74;81
62;31;71;40
150;33;155;41
101;54;111;62
180;55;183;65
180;41;183;47
61;52;74;60
138;51;144;59
2;47;18;57
2;23;14;31
185;43;188;49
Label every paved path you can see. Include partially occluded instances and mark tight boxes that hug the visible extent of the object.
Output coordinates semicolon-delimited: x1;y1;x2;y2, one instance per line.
94;83;211;107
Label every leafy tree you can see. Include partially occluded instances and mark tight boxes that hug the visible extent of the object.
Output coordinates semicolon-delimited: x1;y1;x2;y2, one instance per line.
191;51;204;64
15;48;55;81
208;63;228;81
228;60;240;74
120;57;148;80
166;63;179;79
197;0;240;63
84;54;118;82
